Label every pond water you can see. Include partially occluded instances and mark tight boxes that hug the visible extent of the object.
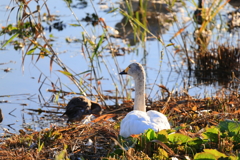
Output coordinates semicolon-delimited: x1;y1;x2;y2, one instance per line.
0;0;239;134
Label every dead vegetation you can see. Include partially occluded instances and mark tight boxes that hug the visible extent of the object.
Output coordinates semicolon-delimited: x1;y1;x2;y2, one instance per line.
0;88;239;159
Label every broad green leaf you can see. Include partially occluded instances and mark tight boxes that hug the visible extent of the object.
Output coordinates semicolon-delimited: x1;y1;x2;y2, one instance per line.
203;127;220;142
144;129;156;141
168;133;191;144
228;156;238;160
218;121;240;137
233;133;240;143
156;130;168;142
194;152;216;160
187;137;204;147
203;149;226;158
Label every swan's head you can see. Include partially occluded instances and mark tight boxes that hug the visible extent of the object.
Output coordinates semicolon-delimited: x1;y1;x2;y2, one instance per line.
119;62;145;79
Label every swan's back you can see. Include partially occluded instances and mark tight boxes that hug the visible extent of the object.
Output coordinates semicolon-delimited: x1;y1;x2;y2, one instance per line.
147;110;171;129
120;110;170;138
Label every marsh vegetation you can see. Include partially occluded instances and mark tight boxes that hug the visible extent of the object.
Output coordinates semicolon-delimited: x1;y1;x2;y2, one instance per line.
0;0;240;159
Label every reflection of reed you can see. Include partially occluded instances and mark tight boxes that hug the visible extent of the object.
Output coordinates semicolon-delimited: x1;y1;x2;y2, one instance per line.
227;0;240;31
229;0;240;9
227;10;240;31
193;28;211;51
0;109;3;123
194;45;240;86
115;0;178;45
193;0;203;25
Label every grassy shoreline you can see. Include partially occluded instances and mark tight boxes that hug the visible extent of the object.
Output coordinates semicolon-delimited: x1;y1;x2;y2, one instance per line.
0;90;239;159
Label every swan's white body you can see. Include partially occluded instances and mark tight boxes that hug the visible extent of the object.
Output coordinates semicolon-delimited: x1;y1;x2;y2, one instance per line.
119;63;170;138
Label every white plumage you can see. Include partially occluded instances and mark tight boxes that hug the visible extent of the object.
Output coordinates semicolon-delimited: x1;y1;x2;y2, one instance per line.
119;63;170;138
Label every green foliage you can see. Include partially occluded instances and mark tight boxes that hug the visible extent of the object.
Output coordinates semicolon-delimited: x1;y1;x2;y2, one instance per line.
26;46;38;55
194;149;227;160
168;133;191;144
156;130;168;142
152;148;169;160
203;127;221;143
1;22;36;37
218;121;240;138
112;120;240;159
55;144;69;160
145;128;157;142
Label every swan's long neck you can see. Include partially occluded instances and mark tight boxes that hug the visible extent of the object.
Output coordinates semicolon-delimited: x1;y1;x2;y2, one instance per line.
133;70;146;112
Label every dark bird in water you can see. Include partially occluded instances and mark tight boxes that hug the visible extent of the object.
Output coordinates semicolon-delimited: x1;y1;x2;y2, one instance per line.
0;109;3;123
193;0;203;25
229;0;240;9
62;96;102;123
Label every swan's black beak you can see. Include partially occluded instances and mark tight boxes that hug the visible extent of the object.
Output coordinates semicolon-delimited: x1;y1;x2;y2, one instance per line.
119;70;127;75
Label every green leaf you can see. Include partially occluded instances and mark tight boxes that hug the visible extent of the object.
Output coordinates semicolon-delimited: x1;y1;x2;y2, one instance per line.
168;133;191;144
194;152;217;160
166;43;174;47
156;130;168;142
38;141;44;153
153;148;169;159
86;38;95;46
218;121;240;137
49;34;54;38
75;70;92;76
1;33;19;49
69;24;80;27
144;129;156;141
204;149;227;158
203;127;220;143
107;8;118;13
187;137;204;147
58;70;73;76
26;46;37;55
194;149;227;160
92;34;104;60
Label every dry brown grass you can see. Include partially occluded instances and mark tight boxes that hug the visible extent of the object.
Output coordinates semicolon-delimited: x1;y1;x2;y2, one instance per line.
0;89;239;159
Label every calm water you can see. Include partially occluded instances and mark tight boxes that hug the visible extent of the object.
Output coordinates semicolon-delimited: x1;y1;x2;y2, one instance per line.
0;0;238;133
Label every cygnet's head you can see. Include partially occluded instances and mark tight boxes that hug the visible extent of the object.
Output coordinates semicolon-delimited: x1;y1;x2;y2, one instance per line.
119;63;145;79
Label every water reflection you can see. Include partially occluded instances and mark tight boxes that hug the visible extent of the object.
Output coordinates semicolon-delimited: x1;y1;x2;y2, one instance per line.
229;0;240;8
0;108;3;123
194;45;240;87
227;0;240;32
189;0;240;87
193;0;203;25
115;0;180;45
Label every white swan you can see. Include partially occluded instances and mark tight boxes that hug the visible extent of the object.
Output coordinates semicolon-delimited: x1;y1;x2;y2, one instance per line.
119;62;170;138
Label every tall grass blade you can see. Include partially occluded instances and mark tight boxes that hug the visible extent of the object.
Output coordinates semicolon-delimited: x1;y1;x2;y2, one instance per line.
1;33;19;49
